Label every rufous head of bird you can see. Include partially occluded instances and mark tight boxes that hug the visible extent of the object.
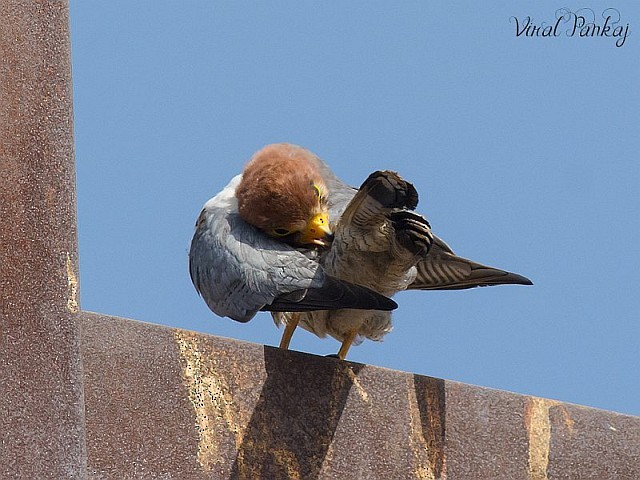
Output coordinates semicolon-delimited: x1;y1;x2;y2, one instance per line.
236;143;334;248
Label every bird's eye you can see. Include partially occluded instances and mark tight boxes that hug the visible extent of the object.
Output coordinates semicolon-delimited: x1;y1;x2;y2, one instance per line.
272;228;291;237
313;184;324;200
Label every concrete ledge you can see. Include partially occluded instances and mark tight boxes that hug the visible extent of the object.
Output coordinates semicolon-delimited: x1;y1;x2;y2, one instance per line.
81;312;640;479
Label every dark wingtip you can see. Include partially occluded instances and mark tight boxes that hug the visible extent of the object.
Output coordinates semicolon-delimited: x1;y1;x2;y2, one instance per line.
262;277;398;313
379;295;398;310
505;272;533;286
360;170;419;210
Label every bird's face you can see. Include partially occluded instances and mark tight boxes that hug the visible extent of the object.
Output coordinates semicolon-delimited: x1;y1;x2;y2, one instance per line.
236;144;334;248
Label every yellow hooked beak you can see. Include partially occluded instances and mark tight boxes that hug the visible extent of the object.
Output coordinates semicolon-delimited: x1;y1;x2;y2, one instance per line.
299;212;333;247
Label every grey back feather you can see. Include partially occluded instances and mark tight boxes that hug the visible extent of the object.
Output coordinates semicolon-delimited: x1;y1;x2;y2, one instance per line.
189;172;397;324
189;177;326;322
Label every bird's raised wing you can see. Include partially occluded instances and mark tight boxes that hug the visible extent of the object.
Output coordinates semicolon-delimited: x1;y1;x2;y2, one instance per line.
332;170;424;252
316;167;530;293
189;176;396;323
320;171;433;296
408;235;533;290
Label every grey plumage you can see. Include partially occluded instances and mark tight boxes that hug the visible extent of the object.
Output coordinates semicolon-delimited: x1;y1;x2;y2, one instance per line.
189;175;396;324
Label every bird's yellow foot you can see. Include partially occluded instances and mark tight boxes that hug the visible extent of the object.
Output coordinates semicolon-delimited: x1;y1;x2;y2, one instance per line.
278;313;300;350
337;329;358;360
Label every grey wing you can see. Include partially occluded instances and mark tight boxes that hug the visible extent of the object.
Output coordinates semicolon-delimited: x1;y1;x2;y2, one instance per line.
189;206;396;323
408;235;533;290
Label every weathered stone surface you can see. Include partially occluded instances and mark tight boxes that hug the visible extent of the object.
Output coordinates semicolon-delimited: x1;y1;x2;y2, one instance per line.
81;313;640;479
0;2;85;478
81;313;203;479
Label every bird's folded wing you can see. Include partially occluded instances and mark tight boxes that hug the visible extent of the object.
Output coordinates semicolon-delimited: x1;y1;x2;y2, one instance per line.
408;235;533;290
263;275;396;312
189;202;395;323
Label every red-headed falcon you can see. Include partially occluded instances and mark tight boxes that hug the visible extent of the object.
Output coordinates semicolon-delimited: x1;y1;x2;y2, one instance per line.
189;143;532;359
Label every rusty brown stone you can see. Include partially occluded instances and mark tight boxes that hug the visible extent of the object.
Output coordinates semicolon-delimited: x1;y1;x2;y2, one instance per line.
0;1;85;478
81;313;203;479
547;402;640;479
81;313;640;479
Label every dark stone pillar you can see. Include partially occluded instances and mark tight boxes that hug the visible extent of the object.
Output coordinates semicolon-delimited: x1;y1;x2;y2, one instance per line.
0;2;86;478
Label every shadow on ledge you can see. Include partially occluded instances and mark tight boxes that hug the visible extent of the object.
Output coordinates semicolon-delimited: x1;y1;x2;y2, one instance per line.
231;350;364;478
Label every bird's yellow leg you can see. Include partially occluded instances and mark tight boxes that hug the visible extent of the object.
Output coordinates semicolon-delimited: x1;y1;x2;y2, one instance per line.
279;313;300;350
337;329;358;360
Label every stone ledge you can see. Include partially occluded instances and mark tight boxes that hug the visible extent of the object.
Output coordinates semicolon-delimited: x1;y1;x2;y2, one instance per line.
81;312;640;479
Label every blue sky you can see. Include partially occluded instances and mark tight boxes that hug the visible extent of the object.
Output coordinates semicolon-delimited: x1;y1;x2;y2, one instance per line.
69;2;639;416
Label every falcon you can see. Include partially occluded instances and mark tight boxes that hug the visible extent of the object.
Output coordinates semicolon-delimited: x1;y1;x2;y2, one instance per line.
189;143;532;359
